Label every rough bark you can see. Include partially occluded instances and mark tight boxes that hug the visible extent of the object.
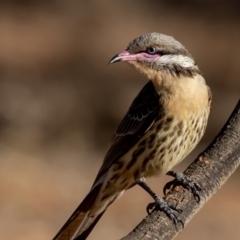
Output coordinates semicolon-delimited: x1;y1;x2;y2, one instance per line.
120;99;240;240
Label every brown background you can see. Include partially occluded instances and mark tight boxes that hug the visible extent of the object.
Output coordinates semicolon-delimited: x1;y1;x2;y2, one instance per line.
0;1;240;240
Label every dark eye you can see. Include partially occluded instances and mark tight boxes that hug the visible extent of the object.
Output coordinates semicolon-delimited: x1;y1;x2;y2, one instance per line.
146;47;157;55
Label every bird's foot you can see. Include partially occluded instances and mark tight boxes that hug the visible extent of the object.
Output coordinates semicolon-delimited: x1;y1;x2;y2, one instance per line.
164;171;201;202
138;180;183;226
147;196;183;226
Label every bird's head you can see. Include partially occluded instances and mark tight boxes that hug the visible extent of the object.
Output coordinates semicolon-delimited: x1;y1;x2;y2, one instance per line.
109;32;200;79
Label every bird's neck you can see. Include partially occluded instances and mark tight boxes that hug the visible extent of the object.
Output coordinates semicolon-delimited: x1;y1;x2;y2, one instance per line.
151;70;204;93
150;71;182;92
130;61;200;87
150;71;209;115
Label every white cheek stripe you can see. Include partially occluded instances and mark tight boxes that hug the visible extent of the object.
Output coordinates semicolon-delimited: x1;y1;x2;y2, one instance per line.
160;54;195;68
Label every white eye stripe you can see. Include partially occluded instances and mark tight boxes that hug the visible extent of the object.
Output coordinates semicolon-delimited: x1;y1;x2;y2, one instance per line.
160;54;195;68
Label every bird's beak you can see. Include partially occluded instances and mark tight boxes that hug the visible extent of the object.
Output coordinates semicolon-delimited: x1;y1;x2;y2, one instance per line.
109;51;139;64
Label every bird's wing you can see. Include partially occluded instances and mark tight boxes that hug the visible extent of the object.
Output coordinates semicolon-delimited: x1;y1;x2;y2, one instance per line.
93;80;161;185
53;81;161;240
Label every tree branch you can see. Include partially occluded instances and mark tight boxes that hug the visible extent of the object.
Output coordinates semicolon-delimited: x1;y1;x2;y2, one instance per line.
120;99;240;240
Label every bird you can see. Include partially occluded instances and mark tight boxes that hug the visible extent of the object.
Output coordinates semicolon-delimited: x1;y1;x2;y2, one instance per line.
53;32;212;240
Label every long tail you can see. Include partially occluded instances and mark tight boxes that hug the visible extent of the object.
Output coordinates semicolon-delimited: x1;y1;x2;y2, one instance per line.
53;183;124;240
74;211;106;240
53;183;105;240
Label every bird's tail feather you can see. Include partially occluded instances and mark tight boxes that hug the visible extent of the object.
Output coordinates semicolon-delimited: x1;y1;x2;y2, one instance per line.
53;183;103;240
74;211;106;240
74;190;125;239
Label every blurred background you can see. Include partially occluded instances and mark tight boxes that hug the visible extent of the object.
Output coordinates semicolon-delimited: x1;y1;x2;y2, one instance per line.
0;1;239;240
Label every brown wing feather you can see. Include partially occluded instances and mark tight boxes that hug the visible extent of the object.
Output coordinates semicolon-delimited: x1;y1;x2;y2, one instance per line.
93;81;161;185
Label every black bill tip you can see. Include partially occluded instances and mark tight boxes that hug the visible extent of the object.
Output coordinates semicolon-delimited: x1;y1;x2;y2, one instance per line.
108;54;121;65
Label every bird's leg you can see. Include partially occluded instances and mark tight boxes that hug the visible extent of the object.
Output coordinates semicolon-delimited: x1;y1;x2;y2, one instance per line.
138;178;183;225
164;171;201;202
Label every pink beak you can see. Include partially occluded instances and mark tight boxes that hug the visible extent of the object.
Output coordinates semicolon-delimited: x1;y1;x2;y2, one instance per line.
109;51;138;64
109;51;158;64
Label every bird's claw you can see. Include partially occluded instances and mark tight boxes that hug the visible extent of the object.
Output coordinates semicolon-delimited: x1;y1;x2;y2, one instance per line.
165;171;202;202
163;179;177;195
146;202;156;214
147;197;183;227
